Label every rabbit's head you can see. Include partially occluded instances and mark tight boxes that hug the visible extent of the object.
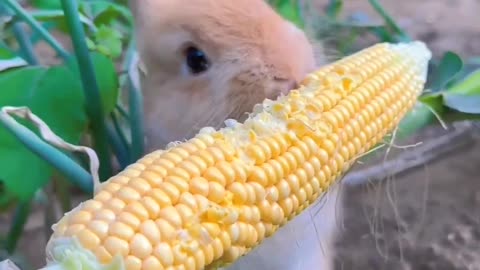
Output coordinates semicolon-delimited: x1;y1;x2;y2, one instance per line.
131;0;320;150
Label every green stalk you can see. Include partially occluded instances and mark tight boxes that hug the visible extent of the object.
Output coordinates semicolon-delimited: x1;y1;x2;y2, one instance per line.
0;112;94;194
106;120;130;169
5;200;31;254
111;112;130;157
53;174;72;213
43;183;58;246
11;23;38;65
124;40;144;160
3;0;69;60
60;0;113;180
115;104;130;120
368;0;410;41
128;77;144;161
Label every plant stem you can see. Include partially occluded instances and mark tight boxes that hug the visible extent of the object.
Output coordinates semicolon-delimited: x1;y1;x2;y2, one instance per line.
128;77;144;161
5;200;31;254
111;112;130;156
106;120;130;169
53;174;72;212
125;41;145;160
11;23;38;65
43;183;58;244
0;112;94;194
368;0;410;41
115;104;130;120
60;0;113;180
3;0;69;60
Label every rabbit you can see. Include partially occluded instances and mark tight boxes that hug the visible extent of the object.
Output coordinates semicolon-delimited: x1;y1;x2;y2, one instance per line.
129;0;344;269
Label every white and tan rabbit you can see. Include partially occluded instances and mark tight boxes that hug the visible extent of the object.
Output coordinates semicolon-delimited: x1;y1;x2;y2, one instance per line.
130;1;344;269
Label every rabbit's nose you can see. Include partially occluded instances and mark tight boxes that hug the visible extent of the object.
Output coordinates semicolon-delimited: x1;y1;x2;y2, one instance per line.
279;78;299;95
268;77;299;99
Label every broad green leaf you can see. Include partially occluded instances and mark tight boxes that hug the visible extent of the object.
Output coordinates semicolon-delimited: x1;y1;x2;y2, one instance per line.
427;51;463;92
0;66;87;203
446;69;480;95
443;94;480;114
66;52;119;115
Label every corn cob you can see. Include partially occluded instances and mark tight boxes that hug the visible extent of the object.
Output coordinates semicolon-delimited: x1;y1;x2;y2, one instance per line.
41;41;431;270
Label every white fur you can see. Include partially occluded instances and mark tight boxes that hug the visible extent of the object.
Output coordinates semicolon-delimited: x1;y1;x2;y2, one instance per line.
226;184;343;270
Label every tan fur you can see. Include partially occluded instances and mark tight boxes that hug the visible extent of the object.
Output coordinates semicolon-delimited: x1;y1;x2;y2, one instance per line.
131;0;317;150
130;1;342;269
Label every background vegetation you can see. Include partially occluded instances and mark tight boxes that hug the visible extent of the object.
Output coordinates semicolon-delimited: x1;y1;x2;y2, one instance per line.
0;0;479;269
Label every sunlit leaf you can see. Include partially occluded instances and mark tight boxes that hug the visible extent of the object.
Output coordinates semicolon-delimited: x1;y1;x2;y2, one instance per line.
90;25;123;59
446;69;480;95
443;94;480;114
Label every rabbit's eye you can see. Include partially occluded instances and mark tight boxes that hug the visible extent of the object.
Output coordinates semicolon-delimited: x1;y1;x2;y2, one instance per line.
185;46;210;74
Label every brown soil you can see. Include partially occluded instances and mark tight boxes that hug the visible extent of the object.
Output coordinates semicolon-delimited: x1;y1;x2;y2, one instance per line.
324;1;480;269
335;127;480;270
1;0;480;269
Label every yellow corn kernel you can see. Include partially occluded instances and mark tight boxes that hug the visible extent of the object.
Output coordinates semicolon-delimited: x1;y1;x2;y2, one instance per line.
44;41;431;270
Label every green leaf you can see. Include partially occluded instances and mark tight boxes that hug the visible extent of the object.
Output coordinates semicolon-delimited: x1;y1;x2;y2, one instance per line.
0;45;15;59
395;93;447;140
79;0;133;27
443;93;480;114
30;0;99;10
92;25;123;59
446;69;480;95
66;52;119;115
30;0;62;9
396;102;437;140
427;51;463;92
0;66;87;203
0;46;27;72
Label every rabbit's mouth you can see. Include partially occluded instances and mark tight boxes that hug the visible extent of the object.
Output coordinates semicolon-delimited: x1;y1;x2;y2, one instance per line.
266;77;299;99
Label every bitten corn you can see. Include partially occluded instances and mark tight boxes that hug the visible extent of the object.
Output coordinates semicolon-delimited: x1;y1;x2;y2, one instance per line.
42;41;431;270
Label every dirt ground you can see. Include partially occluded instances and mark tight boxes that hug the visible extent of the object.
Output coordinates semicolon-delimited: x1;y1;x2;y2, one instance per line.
323;1;480;269
2;0;480;269
334;125;480;270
